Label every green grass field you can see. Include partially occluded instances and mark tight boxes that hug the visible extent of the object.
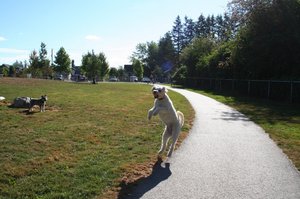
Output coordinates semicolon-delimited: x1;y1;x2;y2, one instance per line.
0;78;194;198
189;89;300;171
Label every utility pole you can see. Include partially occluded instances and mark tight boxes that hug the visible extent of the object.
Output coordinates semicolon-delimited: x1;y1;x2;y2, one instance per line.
51;49;54;66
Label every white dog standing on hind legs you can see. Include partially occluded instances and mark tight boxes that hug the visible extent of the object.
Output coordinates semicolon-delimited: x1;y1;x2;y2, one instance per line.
148;85;184;158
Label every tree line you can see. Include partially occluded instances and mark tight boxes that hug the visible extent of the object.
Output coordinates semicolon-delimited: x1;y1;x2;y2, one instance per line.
131;0;300;83
2;0;299;82
1;42;110;81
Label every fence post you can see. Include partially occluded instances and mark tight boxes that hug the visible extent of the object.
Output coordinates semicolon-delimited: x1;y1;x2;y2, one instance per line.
248;80;251;96
290;81;293;103
268;81;271;99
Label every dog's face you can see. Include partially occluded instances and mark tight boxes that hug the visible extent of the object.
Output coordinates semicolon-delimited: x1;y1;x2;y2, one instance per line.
152;86;167;100
41;95;48;101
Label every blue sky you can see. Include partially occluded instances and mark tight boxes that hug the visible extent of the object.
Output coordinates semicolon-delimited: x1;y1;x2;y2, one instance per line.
0;0;229;68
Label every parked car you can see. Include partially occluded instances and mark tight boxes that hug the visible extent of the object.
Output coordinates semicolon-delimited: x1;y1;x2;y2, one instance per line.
109;76;118;82
130;76;138;82
142;77;151;83
54;74;63;80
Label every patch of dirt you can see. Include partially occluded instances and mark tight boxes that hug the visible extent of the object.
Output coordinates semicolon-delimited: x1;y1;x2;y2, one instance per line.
99;157;157;199
0;100;61;113
0;100;11;106
100;130;191;199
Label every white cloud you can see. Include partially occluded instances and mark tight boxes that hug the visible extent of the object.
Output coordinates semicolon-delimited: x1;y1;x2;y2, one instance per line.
0;48;29;54
85;35;101;41
0;48;30;64
0;36;6;41
0;55;29;64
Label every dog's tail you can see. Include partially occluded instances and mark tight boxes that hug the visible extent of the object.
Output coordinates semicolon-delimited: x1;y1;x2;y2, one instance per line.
177;111;184;127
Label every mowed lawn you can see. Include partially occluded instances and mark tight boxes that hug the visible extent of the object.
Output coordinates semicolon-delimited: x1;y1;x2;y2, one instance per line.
0;78;194;198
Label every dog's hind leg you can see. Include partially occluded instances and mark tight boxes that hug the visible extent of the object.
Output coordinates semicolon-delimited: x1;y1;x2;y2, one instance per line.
167;125;180;157
158;126;171;156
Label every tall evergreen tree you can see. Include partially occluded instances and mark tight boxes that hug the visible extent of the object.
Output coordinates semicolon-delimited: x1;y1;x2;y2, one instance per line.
215;14;226;42
28;50;40;77
38;42;51;78
206;15;216;39
195;14;207;38
39;42;50;68
183;16;195;48
172;15;184;67
223;12;236;40
54;47;71;75
158;32;176;73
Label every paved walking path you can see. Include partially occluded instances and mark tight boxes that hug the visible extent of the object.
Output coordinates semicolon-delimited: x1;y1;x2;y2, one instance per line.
124;88;300;199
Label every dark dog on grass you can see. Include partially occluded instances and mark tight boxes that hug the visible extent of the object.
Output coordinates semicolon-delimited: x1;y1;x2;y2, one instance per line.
29;95;48;112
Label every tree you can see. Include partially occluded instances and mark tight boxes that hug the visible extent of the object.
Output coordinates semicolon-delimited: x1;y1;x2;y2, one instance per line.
81;51;109;83
195;14;207;38
215;15;226;42
230;0;300;79
98;52;109;81
145;41;159;76
158;32;176;77
39;43;47;65
117;66;125;81
206;15;216;39
38;42;51;78
109;67;118;77
223;12;236;40
172;15;184;67
130;42;159;78
183;16;195;48
38;42;50;68
172;65;187;85
197;42;233;78
82;51;98;83
8;65;15;77
130;43;147;64
54;47;71;75
28;50;41;77
180;37;215;77
0;65;8;76
132;58;144;80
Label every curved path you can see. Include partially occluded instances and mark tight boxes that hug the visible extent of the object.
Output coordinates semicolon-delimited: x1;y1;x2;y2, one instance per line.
123;88;300;199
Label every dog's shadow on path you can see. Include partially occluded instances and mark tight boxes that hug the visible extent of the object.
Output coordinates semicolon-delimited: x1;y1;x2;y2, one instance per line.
118;157;172;199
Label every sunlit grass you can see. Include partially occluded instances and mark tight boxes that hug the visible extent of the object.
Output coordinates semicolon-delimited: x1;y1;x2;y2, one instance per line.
0;78;194;198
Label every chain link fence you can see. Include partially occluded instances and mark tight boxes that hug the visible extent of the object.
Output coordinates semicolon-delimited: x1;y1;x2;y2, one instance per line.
184;78;300;103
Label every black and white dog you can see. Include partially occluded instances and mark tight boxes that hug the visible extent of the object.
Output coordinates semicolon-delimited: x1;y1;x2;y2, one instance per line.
148;86;184;157
29;95;48;112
